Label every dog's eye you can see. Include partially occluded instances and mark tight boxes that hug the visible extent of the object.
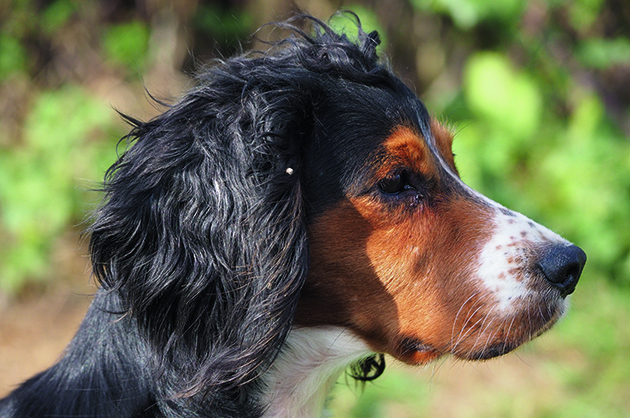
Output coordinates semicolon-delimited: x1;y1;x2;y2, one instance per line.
378;171;413;195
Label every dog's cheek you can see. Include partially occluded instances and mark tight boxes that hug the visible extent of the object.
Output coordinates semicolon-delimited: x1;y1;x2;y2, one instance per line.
361;195;496;360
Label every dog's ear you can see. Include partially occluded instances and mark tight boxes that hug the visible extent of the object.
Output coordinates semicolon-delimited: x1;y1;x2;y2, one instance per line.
89;63;313;396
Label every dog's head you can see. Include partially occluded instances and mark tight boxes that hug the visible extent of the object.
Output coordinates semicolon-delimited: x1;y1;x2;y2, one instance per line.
89;15;585;395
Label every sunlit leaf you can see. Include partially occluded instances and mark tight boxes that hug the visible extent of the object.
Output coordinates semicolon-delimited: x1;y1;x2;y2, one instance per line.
329;6;387;48
102;21;150;72
0;34;28;79
464;52;541;139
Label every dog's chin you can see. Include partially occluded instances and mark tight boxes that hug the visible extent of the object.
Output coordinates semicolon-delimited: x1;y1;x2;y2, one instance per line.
394;300;566;365
396;342;518;364
452;341;520;361
394;339;521;365
451;311;564;361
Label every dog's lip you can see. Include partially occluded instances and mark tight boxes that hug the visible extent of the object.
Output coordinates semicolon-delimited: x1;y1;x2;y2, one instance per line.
398;339;514;363
400;337;435;353
395;337;522;363
447;304;564;361
395;337;445;364
452;341;516;360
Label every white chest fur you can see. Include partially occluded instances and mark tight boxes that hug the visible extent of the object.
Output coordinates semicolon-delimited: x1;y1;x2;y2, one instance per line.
260;327;372;418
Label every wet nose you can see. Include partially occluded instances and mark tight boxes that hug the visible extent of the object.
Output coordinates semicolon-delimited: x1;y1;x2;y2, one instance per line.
538;244;587;297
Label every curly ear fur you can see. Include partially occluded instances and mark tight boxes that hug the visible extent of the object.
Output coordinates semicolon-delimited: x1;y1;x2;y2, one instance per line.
89;66;315;397
87;13;388;398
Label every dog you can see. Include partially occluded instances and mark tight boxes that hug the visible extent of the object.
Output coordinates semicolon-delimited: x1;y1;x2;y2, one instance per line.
0;15;586;418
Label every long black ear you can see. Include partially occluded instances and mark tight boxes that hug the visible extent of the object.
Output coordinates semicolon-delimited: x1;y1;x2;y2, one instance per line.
88;58;313;397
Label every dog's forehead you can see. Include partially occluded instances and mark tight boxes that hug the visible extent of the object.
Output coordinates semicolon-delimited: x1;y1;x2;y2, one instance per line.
314;83;431;161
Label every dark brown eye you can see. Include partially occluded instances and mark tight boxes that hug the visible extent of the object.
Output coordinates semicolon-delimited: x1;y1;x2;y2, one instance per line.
378;172;412;195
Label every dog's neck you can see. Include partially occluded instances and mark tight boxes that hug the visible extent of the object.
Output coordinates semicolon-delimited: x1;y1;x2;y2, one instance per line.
260;327;372;418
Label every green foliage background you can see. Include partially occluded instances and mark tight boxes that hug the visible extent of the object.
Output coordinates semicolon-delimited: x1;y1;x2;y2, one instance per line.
1;0;629;416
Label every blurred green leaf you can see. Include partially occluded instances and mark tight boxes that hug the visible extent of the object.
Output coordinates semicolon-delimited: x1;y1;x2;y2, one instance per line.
24;86;111;152
0;86;116;291
410;0;524;28
464;52;542;139
193;4;253;45
329;6;387;48
568;0;605;32
102;21;150;73
0;34;28;79
577;38;630;69
42;0;77;35
533;94;630;278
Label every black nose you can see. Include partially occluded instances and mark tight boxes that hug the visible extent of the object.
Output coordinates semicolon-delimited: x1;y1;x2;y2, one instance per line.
538;244;586;297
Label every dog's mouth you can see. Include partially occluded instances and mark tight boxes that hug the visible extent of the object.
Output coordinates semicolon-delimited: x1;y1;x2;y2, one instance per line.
451;339;524;361
394;338;519;364
394;295;565;364
395;337;444;364
450;296;565;361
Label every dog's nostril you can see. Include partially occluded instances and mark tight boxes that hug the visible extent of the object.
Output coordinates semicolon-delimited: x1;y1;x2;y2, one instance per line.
538;244;587;297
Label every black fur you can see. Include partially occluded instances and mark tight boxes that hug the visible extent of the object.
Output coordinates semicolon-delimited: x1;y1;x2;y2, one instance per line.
0;14;432;417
